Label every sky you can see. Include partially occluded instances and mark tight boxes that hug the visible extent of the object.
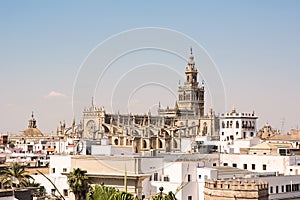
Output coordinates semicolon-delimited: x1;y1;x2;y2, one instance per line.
0;1;299;134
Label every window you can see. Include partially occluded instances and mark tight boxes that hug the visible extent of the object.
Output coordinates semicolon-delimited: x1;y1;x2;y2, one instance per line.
188;196;192;200
213;163;217;166
270;186;273;193
292;184;299;191
188;174;191;182
223;163;228;166
250;132;254;137
243;164;247;170
222;132;224;136
198;175;201;179
63;189;68;196
236;132;238;135
282;185;284;193
286;184;291;192
51;189;55;196
63;168;67;172
252;164;255;170
51;168;55;173
290;169;293;172
163;176;169;182
276;186;279;193
263;164;267;171
232;163;237;168
154;173;158;181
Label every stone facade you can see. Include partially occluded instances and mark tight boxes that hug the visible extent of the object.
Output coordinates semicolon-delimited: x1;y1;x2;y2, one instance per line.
204;179;269;200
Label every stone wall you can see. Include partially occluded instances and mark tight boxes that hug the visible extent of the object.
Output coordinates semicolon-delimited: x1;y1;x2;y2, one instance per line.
204;179;269;200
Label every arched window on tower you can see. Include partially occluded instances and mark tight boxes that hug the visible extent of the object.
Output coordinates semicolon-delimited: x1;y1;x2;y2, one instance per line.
158;139;163;149
186;94;190;100
173;139;178;149
143;140;147;149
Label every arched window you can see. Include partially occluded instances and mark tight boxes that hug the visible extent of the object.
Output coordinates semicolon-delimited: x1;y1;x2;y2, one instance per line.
226;121;229;128
143;140;147;148
173;139;178;149
114;138;118;145
158;139;163;148
186;94;190;100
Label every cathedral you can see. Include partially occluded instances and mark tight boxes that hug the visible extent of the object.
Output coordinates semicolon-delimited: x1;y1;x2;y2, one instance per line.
75;49;219;153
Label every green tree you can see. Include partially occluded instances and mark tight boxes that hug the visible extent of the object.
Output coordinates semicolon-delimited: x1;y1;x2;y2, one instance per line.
88;184;137;200
67;168;89;200
0;162;33;188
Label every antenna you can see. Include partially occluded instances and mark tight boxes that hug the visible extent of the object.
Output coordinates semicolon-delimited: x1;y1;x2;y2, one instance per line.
280;118;285;134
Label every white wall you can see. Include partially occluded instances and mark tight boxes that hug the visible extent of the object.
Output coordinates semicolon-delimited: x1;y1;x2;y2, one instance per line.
221;153;293;175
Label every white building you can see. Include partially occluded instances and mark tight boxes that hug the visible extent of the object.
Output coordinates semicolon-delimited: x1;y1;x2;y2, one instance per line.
219;107;258;153
32;155;71;199
150;153;219;200
220;142;300;176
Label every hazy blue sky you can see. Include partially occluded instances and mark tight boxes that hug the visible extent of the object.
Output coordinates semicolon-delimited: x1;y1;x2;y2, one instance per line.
0;1;299;134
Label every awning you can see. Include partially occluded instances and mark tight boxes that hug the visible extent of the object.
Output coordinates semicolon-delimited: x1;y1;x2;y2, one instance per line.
46;147;55;152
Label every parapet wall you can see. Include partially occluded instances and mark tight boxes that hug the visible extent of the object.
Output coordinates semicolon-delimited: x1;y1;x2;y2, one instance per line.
204;179;269;200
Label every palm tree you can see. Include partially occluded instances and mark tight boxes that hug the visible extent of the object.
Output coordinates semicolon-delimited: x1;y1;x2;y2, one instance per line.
111;191;137;200
89;184;117;200
88;184;137;200
67;168;89;200
0;162;33;188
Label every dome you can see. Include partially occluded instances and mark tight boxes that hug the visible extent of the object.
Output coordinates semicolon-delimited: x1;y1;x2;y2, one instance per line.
20;128;44;137
20;112;44;137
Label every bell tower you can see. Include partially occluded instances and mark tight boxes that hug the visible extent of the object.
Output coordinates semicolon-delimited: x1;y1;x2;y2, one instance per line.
177;48;204;116
185;48;198;86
